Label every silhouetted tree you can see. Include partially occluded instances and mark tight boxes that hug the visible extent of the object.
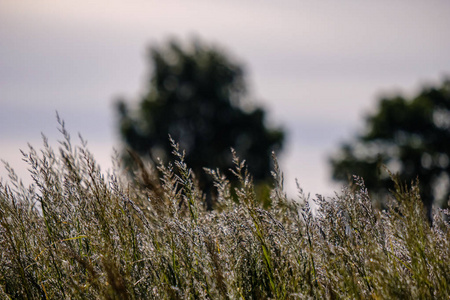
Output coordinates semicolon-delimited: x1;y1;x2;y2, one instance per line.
330;78;450;220
116;38;284;206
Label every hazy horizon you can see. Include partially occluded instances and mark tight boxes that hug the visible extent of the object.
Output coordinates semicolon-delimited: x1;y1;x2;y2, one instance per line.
1;0;450;197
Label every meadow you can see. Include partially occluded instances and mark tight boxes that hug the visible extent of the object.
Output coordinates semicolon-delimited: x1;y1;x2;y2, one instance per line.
1;118;449;299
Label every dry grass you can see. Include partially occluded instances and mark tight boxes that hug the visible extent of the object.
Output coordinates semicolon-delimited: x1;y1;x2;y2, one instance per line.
1;118;449;299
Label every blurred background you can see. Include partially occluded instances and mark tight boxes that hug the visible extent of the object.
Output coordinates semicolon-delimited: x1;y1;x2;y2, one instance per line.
1;0;450;197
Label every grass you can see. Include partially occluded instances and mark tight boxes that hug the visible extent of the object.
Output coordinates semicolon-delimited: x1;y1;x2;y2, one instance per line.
1;118;449;299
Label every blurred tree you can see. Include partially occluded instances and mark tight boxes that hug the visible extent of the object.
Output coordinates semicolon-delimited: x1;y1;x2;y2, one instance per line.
330;78;450;220
116;38;284;205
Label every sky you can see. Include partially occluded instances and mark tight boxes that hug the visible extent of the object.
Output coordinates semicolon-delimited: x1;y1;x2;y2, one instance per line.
1;0;450;197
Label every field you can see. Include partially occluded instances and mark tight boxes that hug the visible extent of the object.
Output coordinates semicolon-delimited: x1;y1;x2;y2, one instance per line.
1;120;449;299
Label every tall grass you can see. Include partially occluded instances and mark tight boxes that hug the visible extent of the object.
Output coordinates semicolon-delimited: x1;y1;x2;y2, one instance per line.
1;118;449;299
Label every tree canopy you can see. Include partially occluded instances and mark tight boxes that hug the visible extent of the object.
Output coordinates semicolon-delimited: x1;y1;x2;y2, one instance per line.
330;78;450;219
116;39;284;202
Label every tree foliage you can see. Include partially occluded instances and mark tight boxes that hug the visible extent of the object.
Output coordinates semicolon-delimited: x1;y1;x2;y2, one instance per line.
330;78;450;218
116;38;284;202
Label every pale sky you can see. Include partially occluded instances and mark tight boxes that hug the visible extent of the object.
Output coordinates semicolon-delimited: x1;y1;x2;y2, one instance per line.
1;0;450;197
